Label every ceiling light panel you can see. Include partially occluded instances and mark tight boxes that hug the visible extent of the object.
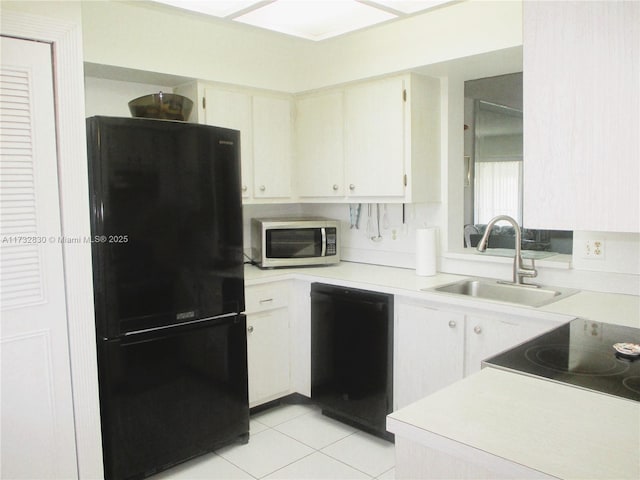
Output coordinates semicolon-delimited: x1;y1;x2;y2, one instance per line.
234;0;397;41
365;0;454;15
152;0;266;18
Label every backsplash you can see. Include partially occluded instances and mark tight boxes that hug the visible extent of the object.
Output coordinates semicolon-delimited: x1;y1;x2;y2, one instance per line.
243;203;441;270
243;203;640;295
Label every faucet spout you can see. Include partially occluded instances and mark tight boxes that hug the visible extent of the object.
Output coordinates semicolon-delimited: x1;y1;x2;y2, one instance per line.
476;215;538;285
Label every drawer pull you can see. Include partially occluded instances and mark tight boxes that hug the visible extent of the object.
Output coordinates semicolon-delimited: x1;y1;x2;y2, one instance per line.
259;298;274;304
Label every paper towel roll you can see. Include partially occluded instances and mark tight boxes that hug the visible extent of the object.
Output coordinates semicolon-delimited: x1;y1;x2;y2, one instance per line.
416;227;437;276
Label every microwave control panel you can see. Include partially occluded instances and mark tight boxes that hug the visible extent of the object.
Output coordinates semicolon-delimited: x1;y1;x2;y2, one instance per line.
326;228;337;256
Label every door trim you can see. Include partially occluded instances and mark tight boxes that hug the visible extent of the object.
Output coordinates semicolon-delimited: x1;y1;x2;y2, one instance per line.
1;10;103;479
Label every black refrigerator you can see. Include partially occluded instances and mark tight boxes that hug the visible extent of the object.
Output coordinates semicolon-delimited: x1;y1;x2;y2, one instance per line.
86;116;249;480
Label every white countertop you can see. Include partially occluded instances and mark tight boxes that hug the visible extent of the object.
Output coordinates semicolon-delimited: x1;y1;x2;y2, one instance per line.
245;261;640;328
246;261;640;478
387;368;640;480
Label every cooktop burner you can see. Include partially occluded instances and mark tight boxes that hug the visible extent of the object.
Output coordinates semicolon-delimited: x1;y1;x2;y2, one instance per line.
623;376;640;395
524;345;631;376
484;319;640;402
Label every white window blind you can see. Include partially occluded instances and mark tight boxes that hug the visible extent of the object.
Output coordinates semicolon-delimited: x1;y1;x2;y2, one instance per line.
474;160;523;225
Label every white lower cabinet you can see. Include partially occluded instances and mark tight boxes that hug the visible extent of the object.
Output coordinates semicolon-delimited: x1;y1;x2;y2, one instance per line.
394;302;464;410
245;282;291;408
246;282;563;416
464;313;558;375
394;298;562;411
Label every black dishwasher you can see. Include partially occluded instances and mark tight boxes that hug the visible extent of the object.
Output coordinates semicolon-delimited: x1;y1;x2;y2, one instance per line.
311;283;393;441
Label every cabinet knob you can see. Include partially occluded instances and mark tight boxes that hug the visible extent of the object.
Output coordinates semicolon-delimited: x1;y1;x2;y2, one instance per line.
333;184;339;191
242;185;248;192
448;320;457;328
349;184;355;191
248;325;254;333
474;325;482;334
259;185;266;192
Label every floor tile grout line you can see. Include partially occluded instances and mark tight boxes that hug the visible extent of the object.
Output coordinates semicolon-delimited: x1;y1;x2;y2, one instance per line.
377;465;396;480
314;450;378;479
256;449;318;479
318;431;396;478
235;405;395;479
271;425;392;479
213;450;261;479
237;413;321;479
248;415;376;478
316;429;360;451
250;405;319;429
271;420;358;452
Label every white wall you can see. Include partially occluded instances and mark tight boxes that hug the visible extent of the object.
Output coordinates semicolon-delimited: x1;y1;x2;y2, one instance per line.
80;0;309;92
295;0;523;92
1;0;82;23
81;0;523;93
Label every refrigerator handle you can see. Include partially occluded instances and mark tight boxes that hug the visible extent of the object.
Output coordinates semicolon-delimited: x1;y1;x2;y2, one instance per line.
116;313;243;345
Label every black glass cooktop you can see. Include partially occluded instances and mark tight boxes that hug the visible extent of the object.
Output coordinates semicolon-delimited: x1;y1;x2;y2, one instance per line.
484;319;640;402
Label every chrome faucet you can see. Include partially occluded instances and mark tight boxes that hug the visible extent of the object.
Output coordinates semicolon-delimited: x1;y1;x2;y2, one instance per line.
476;215;538;286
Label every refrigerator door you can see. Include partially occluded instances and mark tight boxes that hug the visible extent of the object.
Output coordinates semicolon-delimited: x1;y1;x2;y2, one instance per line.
87;117;245;338
97;314;249;480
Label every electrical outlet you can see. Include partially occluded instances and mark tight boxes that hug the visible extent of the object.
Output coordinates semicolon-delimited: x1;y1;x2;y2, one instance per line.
583;239;605;259
583;321;602;339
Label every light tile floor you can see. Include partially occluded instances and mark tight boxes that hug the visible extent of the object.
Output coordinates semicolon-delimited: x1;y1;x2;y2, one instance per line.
153;403;395;479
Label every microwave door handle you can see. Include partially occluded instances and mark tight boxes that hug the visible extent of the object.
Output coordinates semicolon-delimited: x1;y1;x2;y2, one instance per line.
321;227;327;257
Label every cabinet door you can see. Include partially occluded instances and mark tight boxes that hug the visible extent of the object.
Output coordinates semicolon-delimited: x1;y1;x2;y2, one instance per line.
203;88;253;199
295;92;345;198
344;76;406;198
464;314;555;375
252;95;293;199
246;309;290;407
523;1;640;232
394;303;464;410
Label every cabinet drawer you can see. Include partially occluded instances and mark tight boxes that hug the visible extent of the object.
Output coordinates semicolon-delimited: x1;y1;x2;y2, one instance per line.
245;282;289;313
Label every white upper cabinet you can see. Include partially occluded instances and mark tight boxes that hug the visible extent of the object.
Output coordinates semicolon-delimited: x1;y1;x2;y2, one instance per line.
523;1;640;232
252;95;293;200
197;84;294;203
295;91;345;198
344;76;406;199
202;88;253;199
295;73;441;203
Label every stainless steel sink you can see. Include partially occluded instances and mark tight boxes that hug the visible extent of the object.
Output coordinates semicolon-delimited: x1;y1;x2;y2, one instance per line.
425;279;578;307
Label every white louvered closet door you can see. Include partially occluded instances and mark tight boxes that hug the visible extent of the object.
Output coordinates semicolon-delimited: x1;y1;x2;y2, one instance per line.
0;36;78;479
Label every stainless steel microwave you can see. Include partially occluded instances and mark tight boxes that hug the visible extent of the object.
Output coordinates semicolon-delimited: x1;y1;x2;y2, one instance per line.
251;217;340;268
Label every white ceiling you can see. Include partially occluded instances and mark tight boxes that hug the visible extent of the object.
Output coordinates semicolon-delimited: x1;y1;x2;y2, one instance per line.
151;0;456;41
